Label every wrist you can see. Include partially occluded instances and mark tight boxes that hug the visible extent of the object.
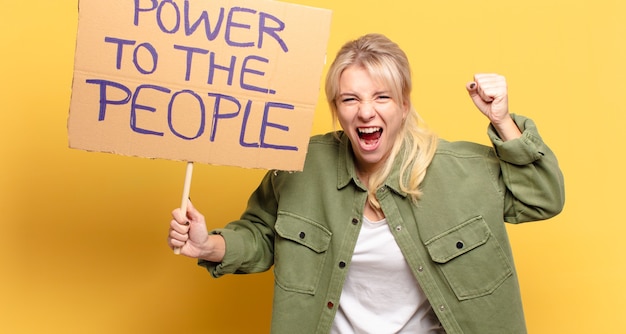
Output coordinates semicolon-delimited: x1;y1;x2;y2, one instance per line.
199;234;226;263
491;115;522;141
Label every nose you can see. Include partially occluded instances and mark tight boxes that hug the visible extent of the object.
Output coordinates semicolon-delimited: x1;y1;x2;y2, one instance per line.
357;100;377;120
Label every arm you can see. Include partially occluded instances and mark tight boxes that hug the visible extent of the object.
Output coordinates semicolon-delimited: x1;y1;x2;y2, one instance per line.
167;172;279;276
200;172;280;277
168;173;279;277
465;74;564;222
489;115;565;223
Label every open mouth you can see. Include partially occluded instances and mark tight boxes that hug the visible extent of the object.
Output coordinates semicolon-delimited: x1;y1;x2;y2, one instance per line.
357;127;383;146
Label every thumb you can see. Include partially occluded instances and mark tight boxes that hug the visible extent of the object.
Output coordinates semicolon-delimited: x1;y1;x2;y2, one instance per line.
466;81;484;106
183;199;203;223
174;198;193;223
466;81;477;93
466;81;482;99
466;80;495;106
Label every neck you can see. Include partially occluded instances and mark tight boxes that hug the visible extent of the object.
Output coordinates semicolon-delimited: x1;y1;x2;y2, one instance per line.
355;160;380;186
364;198;385;221
356;169;370;186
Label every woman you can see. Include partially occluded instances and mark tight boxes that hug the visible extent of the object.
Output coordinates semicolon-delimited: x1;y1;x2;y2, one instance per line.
168;33;565;333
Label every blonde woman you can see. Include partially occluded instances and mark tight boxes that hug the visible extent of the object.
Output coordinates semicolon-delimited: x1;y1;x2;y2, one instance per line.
168;34;565;333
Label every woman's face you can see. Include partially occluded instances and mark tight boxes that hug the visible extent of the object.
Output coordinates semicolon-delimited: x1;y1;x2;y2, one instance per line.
336;65;409;175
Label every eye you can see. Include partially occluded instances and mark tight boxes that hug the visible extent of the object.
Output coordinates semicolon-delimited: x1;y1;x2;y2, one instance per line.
375;95;391;103
341;97;359;105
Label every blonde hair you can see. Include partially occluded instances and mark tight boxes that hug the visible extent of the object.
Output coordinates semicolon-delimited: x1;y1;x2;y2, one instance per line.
325;33;438;207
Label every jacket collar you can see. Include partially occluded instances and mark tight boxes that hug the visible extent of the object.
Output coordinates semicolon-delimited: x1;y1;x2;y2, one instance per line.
336;132;408;198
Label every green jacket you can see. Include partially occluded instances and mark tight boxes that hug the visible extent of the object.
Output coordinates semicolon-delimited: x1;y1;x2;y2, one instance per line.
199;115;565;333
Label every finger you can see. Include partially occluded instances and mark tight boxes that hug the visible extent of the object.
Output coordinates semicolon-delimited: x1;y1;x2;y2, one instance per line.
170;219;190;234
169;229;189;242
169;236;187;249
474;74;506;101
474;73;501;85
173;199;196;221
466;81;477;92
470;82;495;103
466;81;490;106
478;88;495;103
172;207;187;223
169;225;189;244
184;200;205;224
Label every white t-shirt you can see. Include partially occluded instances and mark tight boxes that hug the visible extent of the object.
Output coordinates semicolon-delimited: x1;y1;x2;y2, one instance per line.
330;216;445;334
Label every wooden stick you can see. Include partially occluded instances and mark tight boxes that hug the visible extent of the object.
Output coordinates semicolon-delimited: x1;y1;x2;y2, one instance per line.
174;162;194;255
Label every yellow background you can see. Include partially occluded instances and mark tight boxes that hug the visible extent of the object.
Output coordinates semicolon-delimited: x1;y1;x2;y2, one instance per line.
1;0;624;333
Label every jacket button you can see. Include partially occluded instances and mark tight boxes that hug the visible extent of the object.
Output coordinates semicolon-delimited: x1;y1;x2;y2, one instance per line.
456;241;464;249
339;261;346;268
327;302;335;309
299;232;306;239
351;218;359;225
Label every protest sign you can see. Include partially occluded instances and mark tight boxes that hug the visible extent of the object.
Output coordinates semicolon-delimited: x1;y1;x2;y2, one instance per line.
68;0;332;171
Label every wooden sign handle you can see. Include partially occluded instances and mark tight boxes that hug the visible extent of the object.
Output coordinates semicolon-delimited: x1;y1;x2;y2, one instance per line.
174;162;194;255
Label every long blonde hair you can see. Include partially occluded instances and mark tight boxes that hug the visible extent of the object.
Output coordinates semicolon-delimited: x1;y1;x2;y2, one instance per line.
325;33;438;207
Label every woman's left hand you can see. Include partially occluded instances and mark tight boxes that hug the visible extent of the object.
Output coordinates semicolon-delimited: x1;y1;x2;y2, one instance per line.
466;73;521;141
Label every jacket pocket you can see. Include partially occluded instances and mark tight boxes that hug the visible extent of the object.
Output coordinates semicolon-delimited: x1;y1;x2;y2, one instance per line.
274;211;332;295
424;216;512;300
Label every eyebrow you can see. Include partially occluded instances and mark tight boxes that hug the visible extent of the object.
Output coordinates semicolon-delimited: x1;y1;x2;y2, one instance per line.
338;90;390;98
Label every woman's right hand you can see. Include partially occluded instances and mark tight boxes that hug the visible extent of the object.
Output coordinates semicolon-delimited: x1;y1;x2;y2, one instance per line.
168;200;224;261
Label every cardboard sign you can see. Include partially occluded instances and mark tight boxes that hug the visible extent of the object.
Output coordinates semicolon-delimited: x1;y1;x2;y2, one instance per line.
68;0;332;170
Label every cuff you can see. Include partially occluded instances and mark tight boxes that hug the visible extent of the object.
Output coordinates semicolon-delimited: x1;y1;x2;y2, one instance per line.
197;228;245;278
487;114;546;165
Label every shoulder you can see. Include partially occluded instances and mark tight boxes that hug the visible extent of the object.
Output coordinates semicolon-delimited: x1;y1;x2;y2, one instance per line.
268;132;342;193
271;132;341;178
424;139;503;196
308;132;342;149
435;139;496;160
303;132;343;162
428;139;500;180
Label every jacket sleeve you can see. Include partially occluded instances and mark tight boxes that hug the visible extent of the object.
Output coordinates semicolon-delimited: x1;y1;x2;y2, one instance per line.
198;171;280;277
488;114;565;223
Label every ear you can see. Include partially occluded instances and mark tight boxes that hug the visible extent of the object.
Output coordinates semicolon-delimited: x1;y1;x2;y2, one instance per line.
402;99;410;121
